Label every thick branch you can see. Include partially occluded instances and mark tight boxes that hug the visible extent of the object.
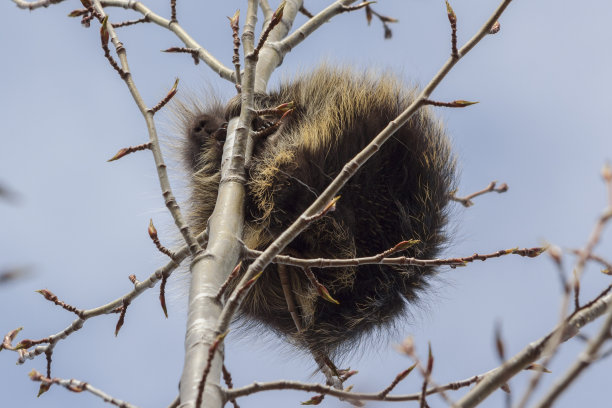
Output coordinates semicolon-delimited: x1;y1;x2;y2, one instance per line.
178;2;258;407
252;0;303;92
456;289;612;407
534;301;612;408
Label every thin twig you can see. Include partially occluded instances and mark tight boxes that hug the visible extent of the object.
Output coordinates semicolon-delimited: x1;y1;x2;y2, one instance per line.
28;370;139;408
450;181;508;207
35;289;84;317
445;1;459;59
107;142;152;162
225;372;483;402
228;10;242;93
95;3;202;256
170;0;176;23
97;0;235;81
245;246;545;269
149;78;179;115
252;1;285;58
278;264;303;331
12;233;199;365
162;47;199;65
112;16;149;28
222;365;240;408
378;365;417;398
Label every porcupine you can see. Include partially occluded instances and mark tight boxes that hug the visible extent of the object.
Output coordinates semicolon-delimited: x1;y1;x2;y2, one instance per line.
176;66;456;358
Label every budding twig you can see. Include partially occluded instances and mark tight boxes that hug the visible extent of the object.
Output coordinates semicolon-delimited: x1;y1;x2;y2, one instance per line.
222;364;240;408
159;274;169;318
251;108;294;139
252;1;286;58
445;1;459;59
100;16;127;79
215;262;243;302
107;142;152;162
112;16;149;28
28;370;138;407
299;5;314;18
278;264;303;331
378;364;417;399
148;219;177;261
36;289;84;317
162;47;200;65
228;10;242;93
303;196;341;222
1;327;23;351
245;246;546;269
423;99;479;108
149;78;179;115
114;299;130;336
170;0;177;23
450;181;509;207
363;4;397;39
302;267;339;305
569;249;612;275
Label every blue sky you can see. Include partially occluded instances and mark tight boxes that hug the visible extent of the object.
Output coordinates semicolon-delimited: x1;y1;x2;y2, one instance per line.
1;1;611;407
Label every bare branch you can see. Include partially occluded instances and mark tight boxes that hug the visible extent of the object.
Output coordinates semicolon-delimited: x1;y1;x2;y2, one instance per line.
445;1;459;59
569;249;612;275
99;0;234;81
11;0;65;9
107;142;152;162
225;372;483;403
112;16;149;28
170;0;176;23
378;365;417;399
534;301;612;407
28;370;139;408
149;78;179;114
162;47;200;65
228;10;242;93
94;3;202;256
35;289;84;317
12;235;196;365
148;219;177;261
245;246;545;269
450;181;508;207
456;287;612;407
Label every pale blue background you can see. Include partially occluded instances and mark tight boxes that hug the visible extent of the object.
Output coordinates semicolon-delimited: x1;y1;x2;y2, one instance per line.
1;1;611;407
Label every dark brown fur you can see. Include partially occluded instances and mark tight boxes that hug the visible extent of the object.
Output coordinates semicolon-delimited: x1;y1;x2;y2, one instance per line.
177;66;456;357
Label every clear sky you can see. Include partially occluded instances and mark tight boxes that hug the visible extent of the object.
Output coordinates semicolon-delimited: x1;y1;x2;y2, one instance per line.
1;1;611;407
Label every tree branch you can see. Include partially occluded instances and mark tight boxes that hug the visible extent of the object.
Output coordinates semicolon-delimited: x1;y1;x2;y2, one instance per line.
533;300;612;408
28;370;139;408
456;287;612;407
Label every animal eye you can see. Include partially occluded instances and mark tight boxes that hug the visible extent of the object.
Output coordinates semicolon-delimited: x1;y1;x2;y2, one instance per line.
194;118;209;134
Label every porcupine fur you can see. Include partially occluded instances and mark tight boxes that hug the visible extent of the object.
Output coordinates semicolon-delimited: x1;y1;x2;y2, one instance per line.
176;66;456;358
